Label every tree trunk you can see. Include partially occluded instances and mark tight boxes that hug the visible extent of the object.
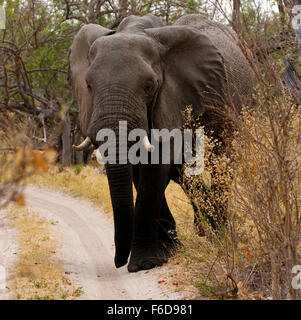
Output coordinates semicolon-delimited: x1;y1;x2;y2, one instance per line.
61;111;72;166
232;0;241;31
284;0;301;24
277;0;286;31
292;0;301;58
119;0;128;19
284;0;301;7
282;59;301;103
88;0;102;23
72;129;84;164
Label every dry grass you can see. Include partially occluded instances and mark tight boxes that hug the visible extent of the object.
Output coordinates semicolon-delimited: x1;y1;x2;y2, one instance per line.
0;114;58;209
6;206;83;300
29;163;112;215
0;113;39;209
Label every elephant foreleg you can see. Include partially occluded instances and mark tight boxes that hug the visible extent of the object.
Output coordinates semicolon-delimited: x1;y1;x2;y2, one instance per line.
128;165;171;272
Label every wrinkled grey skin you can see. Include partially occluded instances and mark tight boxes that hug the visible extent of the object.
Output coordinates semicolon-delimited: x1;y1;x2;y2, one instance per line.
68;14;255;272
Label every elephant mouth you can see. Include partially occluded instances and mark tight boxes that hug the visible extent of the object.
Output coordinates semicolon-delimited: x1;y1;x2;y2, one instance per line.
72;133;154;154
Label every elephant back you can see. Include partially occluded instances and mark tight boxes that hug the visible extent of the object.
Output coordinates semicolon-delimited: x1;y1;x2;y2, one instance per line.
174;14;256;109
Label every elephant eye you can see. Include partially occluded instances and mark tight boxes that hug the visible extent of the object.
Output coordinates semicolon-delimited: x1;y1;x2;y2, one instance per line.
86;82;92;92
144;80;155;95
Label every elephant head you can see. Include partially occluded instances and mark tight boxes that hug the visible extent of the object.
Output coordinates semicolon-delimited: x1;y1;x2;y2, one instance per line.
69;14;254;268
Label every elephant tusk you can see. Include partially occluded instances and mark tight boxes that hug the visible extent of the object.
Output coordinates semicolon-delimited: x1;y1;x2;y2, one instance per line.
142;135;155;153
72;137;92;152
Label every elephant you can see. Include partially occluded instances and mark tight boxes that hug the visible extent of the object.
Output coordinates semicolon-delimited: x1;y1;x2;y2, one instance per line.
68;14;255;272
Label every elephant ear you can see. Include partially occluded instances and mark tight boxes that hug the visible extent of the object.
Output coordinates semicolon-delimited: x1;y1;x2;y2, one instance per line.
68;24;114;135
145;25;226;131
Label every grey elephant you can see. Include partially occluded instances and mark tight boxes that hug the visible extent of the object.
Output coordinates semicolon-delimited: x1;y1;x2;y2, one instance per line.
68;14;255;272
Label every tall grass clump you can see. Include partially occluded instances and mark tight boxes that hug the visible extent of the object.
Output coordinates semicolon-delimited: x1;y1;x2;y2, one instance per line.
0;113;57;209
231;72;301;299
182;17;301;299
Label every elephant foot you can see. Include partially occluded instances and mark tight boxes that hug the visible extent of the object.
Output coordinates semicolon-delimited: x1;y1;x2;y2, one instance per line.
114;244;131;268
114;254;129;268
127;245;168;273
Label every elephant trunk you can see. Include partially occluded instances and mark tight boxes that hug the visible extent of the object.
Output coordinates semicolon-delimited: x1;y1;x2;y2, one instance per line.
86;86;148;267
105;162;134;267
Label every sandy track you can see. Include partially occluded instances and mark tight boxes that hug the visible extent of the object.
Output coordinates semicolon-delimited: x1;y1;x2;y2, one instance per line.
0;213;18;300
20;185;183;300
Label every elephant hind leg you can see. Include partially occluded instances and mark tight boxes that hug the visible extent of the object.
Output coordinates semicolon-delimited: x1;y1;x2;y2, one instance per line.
158;196;182;257
191;201;206;237
191;184;228;236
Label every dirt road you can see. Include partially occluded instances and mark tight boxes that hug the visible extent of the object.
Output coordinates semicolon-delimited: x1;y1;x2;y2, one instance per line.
14;185;184;300
0;213;18;300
